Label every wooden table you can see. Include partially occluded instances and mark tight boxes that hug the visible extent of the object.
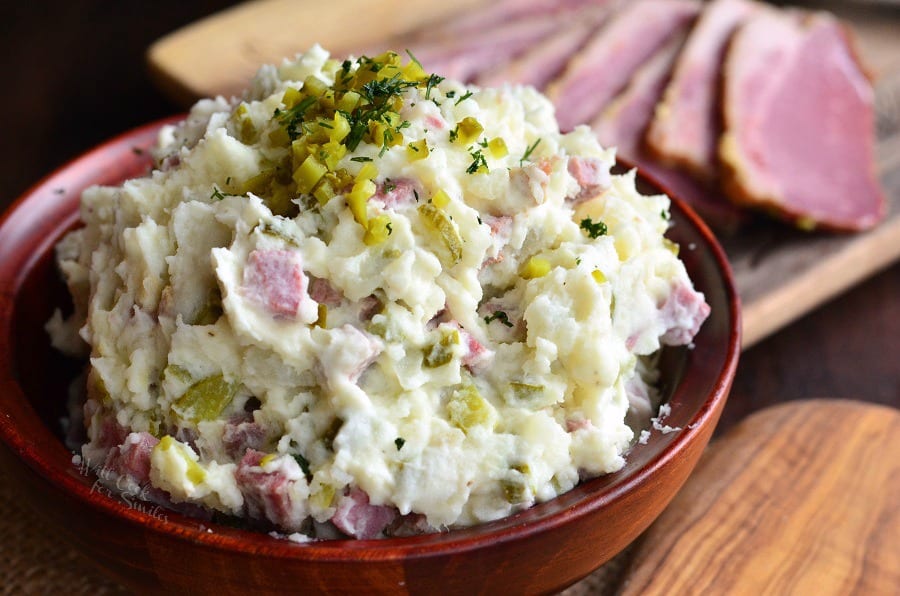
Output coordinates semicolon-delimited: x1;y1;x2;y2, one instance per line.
1;0;897;591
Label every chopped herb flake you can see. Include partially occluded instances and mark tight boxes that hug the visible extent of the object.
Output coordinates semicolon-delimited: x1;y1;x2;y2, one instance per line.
455;90;473;105
580;217;608;239
467;149;488;174
210;187;226;201
394;437;405;450
520;138;541;165
484;310;514;328
293;453;312;479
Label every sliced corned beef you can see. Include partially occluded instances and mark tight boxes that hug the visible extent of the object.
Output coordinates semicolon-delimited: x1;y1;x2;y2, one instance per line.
421;0;610;38
407;17;560;82
719;10;885;230
593;28;746;230
546;0;701;132
645;0;762;180
474;10;609;89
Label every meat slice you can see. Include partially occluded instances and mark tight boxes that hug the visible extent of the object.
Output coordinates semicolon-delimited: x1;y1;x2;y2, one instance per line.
236;449;306;531
645;0;762;180
659;282;711;346
408;17;561;83
567;156;612;204
719;10;885;230
593;29;746;230
473;11;608;89
331;487;398;539
420;0;610;38
242;249;309;318
546;0;701;132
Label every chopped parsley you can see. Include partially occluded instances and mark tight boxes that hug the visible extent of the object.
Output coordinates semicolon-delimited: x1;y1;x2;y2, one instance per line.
394;437;406;450
520;138;541;165
275;95;318;141
580;217;608;239
351;156;373;162
405;49;423;69
455;90;473;105
424;73;445;100
484;310;514;328
448;125;459;143
467;148;488;174
383;179;397;192
210;187;227;201
292;453;312;480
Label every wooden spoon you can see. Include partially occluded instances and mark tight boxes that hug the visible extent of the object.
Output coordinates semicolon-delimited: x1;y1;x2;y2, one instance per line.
620;399;900;594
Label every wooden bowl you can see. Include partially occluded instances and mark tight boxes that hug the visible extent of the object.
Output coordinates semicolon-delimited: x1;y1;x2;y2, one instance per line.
0;118;741;594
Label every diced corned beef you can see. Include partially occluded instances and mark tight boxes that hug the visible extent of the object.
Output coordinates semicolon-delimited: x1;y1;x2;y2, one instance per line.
592;31;746;231
566;418;593;432
567;156;612;204
408;17;561;82
331;487;399;539
93;409;128;451
452;324;495;374
474;11;607;89
481;214;513;266
645;0;761;180
106;432;159;485
308;276;343;307
372;178;421;210
546;0;701;132
659;282;711;346
222;419;268;459
335;325;383;383
424;115;445;130
385;512;435;538
718;10;885;230
510;161;551;205
357;294;383;322
236;449;306;531
242;249;309;318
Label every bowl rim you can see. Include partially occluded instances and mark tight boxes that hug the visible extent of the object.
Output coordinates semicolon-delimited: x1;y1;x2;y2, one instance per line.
0;116;741;562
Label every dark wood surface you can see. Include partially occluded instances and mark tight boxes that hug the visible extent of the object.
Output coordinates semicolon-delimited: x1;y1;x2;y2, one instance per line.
4;1;896;439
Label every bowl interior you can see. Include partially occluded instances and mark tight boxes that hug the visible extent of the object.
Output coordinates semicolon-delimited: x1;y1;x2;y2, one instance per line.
0;118;740;558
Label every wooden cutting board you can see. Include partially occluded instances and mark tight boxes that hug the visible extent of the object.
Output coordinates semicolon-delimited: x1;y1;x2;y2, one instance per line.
620;400;900;594
146;0;900;348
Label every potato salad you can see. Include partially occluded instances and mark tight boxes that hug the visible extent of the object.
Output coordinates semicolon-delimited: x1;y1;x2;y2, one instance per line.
49;46;709;539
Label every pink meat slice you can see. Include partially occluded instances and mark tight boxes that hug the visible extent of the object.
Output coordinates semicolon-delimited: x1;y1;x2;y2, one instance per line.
420;0;609;38
592;29;746;230
567;156;612;204
659;282;711;346
331;487;398;539
546;0;701;132
235;449;306;531
242;249;309;318
473;10;608;89
408;17;561;83
645;0;761;180
719;10;885;231
106;432;160;485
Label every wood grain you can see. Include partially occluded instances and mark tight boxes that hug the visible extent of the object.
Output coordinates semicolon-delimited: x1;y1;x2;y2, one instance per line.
147;0;482;105
144;0;900;348
622;400;900;595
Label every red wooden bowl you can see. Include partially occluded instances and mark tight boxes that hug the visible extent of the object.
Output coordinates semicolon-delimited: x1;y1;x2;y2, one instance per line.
0;118;740;594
